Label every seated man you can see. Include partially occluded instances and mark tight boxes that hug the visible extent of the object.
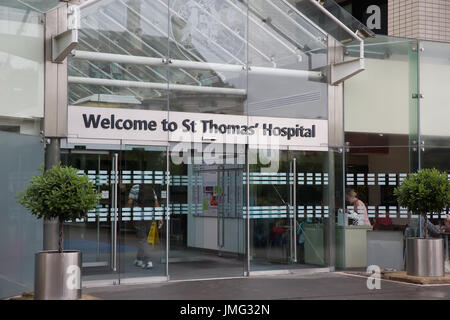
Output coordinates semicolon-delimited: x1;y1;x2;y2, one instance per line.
419;215;442;238
444;217;450;273
271;220;287;247
445;216;450;231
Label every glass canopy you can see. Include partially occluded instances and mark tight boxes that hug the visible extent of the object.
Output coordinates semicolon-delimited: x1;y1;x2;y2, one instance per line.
292;0;375;43
4;0;66;13
68;0;329;114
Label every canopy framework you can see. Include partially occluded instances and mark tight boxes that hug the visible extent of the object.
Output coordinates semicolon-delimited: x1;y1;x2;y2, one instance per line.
68;0;331;105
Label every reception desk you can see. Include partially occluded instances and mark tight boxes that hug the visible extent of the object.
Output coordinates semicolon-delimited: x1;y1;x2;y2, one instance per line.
336;225;373;268
303;224;325;266
303;224;373;268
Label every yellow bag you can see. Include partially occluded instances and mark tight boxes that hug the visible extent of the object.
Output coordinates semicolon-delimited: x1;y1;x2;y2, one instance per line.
147;221;160;248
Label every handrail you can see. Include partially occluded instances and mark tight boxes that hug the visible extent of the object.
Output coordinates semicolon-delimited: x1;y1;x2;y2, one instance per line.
78;0;103;10
71;50;323;80
307;0;364;59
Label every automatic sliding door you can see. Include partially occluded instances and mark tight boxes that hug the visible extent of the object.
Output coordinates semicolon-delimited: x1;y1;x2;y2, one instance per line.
61;151;119;284
291;150;330;267
249;148;293;269
248;149;330;272
168;143;246;280
118;146;167;282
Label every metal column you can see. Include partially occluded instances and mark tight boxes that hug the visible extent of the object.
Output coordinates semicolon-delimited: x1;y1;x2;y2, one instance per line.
43;138;61;251
42;3;72;250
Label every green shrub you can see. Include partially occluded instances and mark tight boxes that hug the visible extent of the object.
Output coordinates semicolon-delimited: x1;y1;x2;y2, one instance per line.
394;168;450;238
17;163;100;252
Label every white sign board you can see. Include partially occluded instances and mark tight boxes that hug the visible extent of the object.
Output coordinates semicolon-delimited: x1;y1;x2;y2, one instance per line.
68;106;328;149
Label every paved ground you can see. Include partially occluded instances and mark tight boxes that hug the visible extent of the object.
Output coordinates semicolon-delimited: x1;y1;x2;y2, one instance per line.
85;272;450;300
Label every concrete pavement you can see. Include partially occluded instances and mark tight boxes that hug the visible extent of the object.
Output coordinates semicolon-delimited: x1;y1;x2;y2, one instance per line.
84;272;450;300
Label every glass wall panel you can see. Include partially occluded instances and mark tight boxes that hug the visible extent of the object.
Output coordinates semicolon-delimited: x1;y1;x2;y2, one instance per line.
419;40;450;148
421;146;449;263
0;132;44;298
342;146;412;270
421;147;449;221
0;3;44;135
343;36;422;271
344;36;418;148
422;148;450;173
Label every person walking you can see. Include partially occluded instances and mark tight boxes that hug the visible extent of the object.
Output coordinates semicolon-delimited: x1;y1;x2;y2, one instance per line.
127;184;162;269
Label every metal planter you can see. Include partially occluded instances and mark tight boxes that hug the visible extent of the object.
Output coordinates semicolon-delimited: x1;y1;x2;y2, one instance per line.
406;238;444;277
34;250;82;300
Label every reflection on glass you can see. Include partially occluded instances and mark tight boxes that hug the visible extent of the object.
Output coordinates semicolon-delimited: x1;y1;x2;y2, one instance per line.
0;4;44;135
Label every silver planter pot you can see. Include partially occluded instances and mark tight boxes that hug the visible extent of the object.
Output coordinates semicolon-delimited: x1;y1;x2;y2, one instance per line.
406;238;444;277
34;250;82;300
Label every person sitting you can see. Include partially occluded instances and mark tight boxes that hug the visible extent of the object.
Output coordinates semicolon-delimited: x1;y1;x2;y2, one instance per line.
271;220;287;247
419;215;443;238
444;216;450;231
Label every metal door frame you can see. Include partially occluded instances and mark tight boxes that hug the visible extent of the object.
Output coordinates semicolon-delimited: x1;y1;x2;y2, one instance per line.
60;148;120;287
61;143;171;287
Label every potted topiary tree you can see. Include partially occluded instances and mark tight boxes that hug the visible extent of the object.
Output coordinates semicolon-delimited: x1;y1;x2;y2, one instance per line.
394;168;450;277
17;163;100;300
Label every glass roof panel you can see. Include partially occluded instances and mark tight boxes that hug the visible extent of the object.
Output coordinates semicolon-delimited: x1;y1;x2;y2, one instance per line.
3;0;66;13
345;35;416;59
69;0;329;105
0;1;43;22
290;0;375;43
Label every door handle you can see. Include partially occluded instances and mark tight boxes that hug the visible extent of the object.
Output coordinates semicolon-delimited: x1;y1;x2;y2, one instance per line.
111;153;118;272
292;158;297;263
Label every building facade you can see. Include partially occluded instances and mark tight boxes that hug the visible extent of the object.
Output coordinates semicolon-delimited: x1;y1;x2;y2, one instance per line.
337;0;450;42
0;0;449;298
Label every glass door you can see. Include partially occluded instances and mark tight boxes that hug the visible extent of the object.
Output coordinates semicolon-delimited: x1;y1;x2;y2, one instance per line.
118;146;168;282
248;148;294;270
248;148;329;272
62;150;119;284
291;150;330;268
63;146;169;284
168;143;246;280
